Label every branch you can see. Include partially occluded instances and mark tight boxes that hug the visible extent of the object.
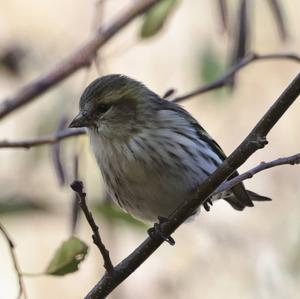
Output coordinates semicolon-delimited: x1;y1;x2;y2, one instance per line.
172;52;300;102
0;0;159;120
215;153;300;194
85;72;300;298
0;222;28;299
70;180;114;274
0;128;85;149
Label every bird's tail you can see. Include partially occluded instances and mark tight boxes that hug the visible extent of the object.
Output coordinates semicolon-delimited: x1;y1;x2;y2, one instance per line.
224;184;271;211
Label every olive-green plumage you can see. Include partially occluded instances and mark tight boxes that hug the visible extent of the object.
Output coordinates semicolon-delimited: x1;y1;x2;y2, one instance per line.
69;74;271;221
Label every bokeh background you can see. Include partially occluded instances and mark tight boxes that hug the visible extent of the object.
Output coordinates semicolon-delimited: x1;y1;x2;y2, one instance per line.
0;0;300;298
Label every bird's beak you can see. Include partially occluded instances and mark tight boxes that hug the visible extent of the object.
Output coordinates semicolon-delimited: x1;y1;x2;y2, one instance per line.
69;112;90;128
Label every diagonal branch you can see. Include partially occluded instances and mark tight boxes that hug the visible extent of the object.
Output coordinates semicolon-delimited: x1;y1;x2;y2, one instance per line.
0;222;28;299
267;0;288;41
172;52;300;102
215;153;300;194
0;0;159;120
70;180;114;274
84;72;300;298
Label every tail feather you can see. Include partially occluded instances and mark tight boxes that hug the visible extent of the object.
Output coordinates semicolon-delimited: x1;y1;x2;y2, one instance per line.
224;184;271;211
223;170;271;211
247;190;272;202
231;183;254;207
223;196;245;211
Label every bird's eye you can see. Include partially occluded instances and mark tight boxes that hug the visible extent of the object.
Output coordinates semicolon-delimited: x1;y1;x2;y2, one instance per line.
98;104;110;114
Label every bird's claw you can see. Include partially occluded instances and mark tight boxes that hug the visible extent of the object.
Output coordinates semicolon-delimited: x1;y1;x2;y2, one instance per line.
203;199;213;212
147;216;175;246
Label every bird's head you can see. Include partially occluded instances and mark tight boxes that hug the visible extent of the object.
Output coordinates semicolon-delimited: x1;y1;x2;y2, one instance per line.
69;74;159;139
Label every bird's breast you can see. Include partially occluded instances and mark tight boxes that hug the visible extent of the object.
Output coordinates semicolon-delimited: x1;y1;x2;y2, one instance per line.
87;128;222;221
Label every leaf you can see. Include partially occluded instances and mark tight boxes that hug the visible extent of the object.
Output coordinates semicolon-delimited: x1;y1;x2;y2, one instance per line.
140;0;178;39
92;201;148;229
200;45;224;84
0;198;47;215
45;236;88;276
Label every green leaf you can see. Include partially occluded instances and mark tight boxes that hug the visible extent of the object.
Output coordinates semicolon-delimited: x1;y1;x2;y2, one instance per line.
92;201;148;230
45;236;88;276
0;198;47;215
200;45;224;84
140;0;178;38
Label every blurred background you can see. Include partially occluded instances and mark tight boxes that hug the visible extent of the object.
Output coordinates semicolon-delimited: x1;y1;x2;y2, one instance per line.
0;0;300;298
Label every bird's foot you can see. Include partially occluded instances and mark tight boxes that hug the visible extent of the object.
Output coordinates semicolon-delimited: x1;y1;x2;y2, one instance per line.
203;199;213;212
147;216;175;246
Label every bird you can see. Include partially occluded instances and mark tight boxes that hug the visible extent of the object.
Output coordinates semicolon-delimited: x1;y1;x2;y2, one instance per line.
69;74;271;223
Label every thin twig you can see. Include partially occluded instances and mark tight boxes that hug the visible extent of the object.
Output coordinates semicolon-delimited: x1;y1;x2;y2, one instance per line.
71;154;81;235
70;180;114;274
267;0;288;41
162;88;176;99
0;128;85;149
172;52;300;102
51;116;69;186
85;72;300;298
215;153;300;194
216;0;229;34
229;0;250;67
0;0;159;120
92;0;106;75
0;222;28;299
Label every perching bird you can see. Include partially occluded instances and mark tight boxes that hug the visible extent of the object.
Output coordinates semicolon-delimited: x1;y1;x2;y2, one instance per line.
69;74;270;222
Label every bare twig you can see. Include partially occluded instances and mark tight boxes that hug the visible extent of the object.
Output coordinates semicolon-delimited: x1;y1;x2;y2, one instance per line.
84;73;300;298
267;0;288;40
70;154;81;235
70;180;114;274
0;222;28;299
0;128;85;149
230;0;250;64
92;0;107;75
172;52;300;102
51;116;69;186
0;0;159;120
215;153;300;194
216;0;229;34
162;88;176;99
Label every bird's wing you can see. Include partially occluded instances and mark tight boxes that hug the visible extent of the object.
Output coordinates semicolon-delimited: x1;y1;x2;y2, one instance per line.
162;101;226;160
162;101;254;208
